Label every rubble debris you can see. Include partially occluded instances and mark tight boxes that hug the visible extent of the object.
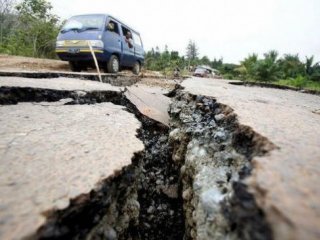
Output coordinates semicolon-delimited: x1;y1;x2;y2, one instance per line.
169;92;274;240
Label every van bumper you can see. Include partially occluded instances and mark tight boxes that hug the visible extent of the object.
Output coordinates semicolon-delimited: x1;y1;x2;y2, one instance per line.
56;48;109;62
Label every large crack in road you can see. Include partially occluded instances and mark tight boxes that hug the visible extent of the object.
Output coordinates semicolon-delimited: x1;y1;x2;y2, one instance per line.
169;92;275;239
0;83;275;240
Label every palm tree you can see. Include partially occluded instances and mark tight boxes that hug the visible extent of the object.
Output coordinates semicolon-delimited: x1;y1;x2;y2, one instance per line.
305;56;320;82
305;56;314;76
240;53;258;79
278;54;305;79
254;50;280;82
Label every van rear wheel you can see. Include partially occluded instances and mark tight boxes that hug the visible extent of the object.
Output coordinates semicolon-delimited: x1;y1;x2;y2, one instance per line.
69;61;82;72
132;61;141;75
107;55;119;73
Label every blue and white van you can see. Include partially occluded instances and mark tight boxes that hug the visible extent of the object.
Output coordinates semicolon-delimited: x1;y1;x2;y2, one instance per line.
55;14;144;74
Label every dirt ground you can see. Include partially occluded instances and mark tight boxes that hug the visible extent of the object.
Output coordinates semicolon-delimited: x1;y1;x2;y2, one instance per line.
0;54;164;76
0;54;180;90
0;54;70;72
138;77;179;90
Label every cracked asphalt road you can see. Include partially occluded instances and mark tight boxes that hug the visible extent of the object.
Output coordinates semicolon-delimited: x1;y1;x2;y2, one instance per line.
182;77;320;240
0;101;144;240
0;76;171;126
1;75;319;240
0;76;171;240
0;76;120;92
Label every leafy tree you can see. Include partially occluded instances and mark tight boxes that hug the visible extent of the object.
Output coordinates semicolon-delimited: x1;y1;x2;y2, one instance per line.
145;45;175;71
160;46;170;69
305;56;320;82
305;56;314;76
144;50;156;70
186;40;198;62
11;0;60;58
170;51;179;60
210;58;223;69
219;63;239;76
252;50;280;81
155;46;160;58
144;45;191;74
278;54;305;79
0;0;16;45
200;55;210;66
264;50;278;63
239;53;258;79
310;64;320;82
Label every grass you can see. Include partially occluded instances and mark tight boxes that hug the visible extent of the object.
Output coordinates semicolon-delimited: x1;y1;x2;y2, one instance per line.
275;78;320;91
240;75;320;92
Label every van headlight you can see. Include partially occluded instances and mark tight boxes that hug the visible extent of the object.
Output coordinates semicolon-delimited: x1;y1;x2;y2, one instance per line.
88;40;104;48
56;40;65;47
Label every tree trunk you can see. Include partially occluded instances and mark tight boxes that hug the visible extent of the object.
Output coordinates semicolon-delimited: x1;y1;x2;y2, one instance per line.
33;34;38;57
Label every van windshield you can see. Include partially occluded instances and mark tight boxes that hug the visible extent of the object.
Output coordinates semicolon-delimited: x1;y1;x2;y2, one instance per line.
61;15;105;33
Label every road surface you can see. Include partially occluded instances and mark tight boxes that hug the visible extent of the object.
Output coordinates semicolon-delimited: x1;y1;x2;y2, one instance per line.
1;74;319;240
0;76;167;240
182;77;320;240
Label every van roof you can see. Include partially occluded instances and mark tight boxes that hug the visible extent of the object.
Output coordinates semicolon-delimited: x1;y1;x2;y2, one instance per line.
71;14;141;35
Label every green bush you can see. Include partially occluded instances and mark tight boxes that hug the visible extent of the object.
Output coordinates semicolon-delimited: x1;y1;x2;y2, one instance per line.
310;72;320;82
0;0;60;59
289;75;308;88
278;75;308;88
223;73;234;80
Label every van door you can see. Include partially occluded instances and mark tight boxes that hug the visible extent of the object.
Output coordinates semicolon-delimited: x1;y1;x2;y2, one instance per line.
121;26;135;67
103;19;122;61
132;32;144;62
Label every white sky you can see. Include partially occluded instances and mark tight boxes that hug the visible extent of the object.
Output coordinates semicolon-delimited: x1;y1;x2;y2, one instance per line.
49;0;320;64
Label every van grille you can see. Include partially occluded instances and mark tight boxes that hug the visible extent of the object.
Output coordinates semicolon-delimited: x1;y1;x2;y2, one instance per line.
64;40;88;47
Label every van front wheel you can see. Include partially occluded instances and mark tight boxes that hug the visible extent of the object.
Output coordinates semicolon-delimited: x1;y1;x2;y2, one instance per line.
132;61;141;75
107;55;119;73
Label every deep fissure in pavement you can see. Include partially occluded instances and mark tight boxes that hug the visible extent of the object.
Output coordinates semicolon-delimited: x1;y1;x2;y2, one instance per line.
1;85;275;239
0;86;121;105
168;91;274;239
114;94;186;239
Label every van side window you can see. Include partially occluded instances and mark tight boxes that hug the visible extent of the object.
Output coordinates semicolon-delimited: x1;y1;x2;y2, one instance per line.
121;26;130;37
121;26;134;48
132;32;142;47
107;20;119;34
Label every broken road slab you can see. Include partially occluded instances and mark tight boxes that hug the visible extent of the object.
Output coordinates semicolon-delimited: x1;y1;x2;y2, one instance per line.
0;102;144;240
181;77;320;240
0;77;171;126
125;84;171;126
0;76;148;239
0;75;174;239
0;70;141;86
0;76;120;92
